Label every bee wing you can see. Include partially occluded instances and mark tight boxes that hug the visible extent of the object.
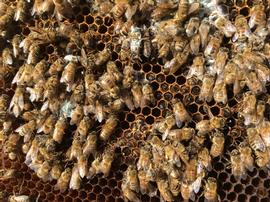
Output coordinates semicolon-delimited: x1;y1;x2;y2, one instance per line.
175;113;183;128
26;87;37;102
162;128;170;141
191;176;202;194
69;165;81;190
41;100;49;112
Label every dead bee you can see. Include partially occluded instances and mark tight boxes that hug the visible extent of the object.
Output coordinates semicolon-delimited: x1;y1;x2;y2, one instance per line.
204;177;218;202
239;142;254;172
60;61;76;92
100;115;118;141
247;127;266;152
230;149;246;180
69;164;81;190
95;48;111;66
172;98;191;128
249;4;266;29
55;168;72;193
210;131;224;158
52;117;66;144
2;47;13;65
83;132;97;157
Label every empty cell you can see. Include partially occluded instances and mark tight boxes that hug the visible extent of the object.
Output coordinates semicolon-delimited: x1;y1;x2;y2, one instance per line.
85;15;94;24
152;108;161;117
219;172;228;181
90;177;99;185
177;76;186;85
252;178;260;186
133;63;141;71
227;192;236;201
46;45;54;54
161;83;169;91
223;182;232;191
145;116;154;124
82;7;90;15
88;193;96;200
151;81;159;91
259;170;267;178
234;184;243;193
187;103;198;113
104;17;113;26
103;187;111;195
142;107;151;116
126;113;135;122
164;92;173;101
97;194;106;202
93;185;102;194
152;65;161;73
249;196;259;202
76;15;84;23
166;75;175;84
79;191;87;199
156;74;165;82
111;51;118;61
238;194;247;202
97;42;105;51
69;190;78;198
112;188;121;197
95;16;103;25
46;193;55;201
98;25;107;34
79;23;89;33
109;179;117;187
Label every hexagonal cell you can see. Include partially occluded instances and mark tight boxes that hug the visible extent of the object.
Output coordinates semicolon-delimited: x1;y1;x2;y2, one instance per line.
145;116;154;125
152;65;161;74
76;15;84;23
164;92;173;101
146;73;155;81
79;23;89;33
133;63;141;71
142;64;152;73
165;75;175;84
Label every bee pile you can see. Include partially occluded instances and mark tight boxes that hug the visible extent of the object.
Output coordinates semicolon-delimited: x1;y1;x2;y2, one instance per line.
1;0;270;201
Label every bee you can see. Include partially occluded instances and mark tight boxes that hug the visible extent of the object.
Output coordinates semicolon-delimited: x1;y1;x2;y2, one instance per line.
52;117;66;144
166;127;195;142
168;44;190;74
249;4;266;29
254;148;270;169
95;100;105;123
230;149;246;180
198;147;212;171
76;116;93;139
141;83;155;107
14;0;28;22
204;31;223;60
121;179;140;202
2;47;13;65
199;18;211;49
255;63;270;85
52;0;73;21
0;7;14;32
37;161;51;182
241;92;257;115
212;47;229;76
210;117;225;130
199;74;215;102
55;168;72;193
0;169;17;181
247;127;266;151
110;0;128;19
131;81;143;109
8;195;30;202
151;1;177;21
11;34;22;58
149;135;164;154
245;71;264;93
15;120;36;143
213;77;227;104
196;120;210;135
185;17;200;38
69;136;83;160
239;142;254;172
27;79;45;102
180;180;195;201
125;165;140;193
100;116;118;142
83;132;97;157
70;105;84;126
232;15;251;42
50;163;63;180
44;75;59;99
164;142;181;167
184;158;197;183
142;28;152;58
48;58;65;75
38;114;56;134
168;174;181;197
257;120;270;147
157;178;174;202
99;148;114;177
173;141;189;165
204;177;218;202
138;169;156;196
210;131;224;158
107;61;122;83
69;164;81;190
213;17;236;38
122;64;134;89
60;61;76;92
172;99;191;128
129;25;142;60
27;44;40;65
78;155;88;178
32;60;47;83
9;87;24;117
190;33;201;55
137;145;152;171
95;48;111;66
176;0;189;22
187;54;205;80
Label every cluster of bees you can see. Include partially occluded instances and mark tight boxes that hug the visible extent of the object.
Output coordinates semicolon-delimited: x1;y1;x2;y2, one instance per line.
0;0;270;201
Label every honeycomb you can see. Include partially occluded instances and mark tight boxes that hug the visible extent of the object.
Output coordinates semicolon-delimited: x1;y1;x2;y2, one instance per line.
1;0;270;201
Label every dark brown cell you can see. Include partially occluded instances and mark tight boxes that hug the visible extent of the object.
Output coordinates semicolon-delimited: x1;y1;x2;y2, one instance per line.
177;76;186;85
82;6;90;15
85;15;94;24
166;75;175;84
152;65;161;73
79;23;89;33
152;108;161;117
98;25;107;34
104;16;113;26
76;15;84;23
156;74;165;82
46;45;54;54
146;73;155;81
133;63;141;71
95;16;103;25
